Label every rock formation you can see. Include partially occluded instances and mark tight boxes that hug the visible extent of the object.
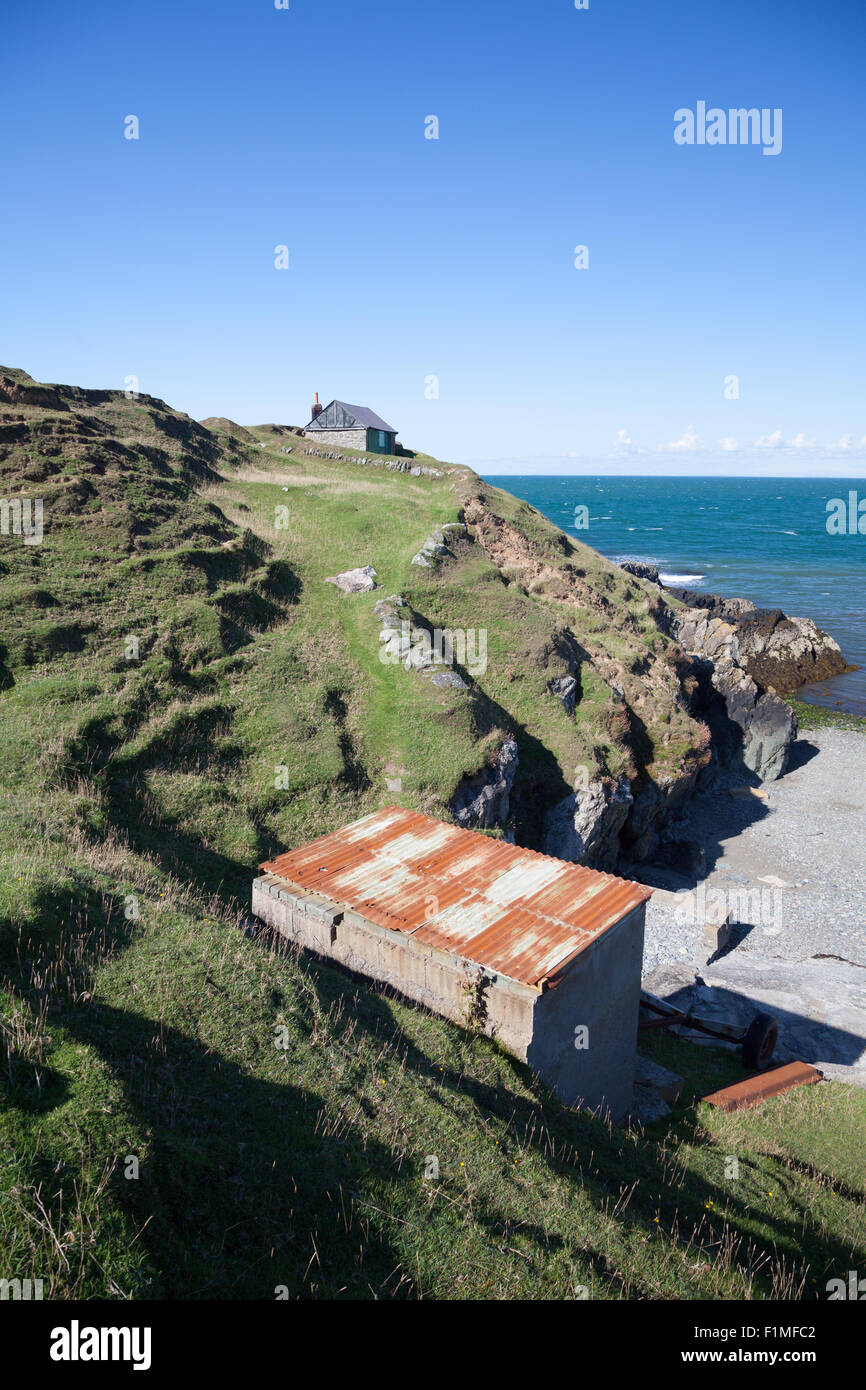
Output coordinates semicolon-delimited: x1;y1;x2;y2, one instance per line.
661;584;850;693
543;777;634;869
451;738;519;829
664;606;796;782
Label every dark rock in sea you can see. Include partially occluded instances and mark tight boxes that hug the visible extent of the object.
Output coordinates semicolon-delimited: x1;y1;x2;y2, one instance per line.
620;561;661;585
732;608;851;693
664;587;757;616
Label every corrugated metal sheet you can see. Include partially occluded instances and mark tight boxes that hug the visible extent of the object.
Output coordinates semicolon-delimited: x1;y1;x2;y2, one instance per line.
261;808;651;990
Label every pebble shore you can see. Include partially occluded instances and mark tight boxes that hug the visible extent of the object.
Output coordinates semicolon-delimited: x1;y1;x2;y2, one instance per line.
641;727;866;974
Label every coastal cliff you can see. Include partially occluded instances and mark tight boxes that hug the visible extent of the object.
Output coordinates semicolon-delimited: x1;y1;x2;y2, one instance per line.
0;367;850;884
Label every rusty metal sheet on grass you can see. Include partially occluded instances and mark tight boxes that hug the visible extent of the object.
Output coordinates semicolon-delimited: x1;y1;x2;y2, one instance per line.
702;1062;823;1112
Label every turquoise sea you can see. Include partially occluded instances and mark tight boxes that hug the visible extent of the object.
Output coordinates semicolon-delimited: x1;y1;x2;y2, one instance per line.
483;476;866;715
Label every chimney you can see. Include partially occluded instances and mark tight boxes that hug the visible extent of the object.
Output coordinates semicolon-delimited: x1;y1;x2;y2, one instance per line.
311;392;323;420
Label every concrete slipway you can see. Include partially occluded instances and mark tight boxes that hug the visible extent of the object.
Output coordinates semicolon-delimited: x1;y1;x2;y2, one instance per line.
253;808;652;1118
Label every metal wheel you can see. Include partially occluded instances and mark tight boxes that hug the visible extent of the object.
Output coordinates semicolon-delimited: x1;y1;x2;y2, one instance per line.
741;1011;779;1071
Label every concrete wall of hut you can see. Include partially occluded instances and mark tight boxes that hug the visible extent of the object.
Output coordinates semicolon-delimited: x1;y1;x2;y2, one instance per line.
526;903;646;1119
251;875;645;1119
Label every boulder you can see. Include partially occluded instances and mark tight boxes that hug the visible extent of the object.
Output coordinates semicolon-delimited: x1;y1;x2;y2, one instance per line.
667;606;796;781
427;670;469;690
710;656;796;781
411;522;468;568
548;674;578;716
324;565;378;594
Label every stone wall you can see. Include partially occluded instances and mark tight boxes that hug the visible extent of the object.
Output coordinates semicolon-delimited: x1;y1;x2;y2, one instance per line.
303;428;367;451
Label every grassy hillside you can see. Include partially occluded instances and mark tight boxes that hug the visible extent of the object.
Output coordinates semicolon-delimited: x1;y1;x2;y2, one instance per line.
1;367;863;1299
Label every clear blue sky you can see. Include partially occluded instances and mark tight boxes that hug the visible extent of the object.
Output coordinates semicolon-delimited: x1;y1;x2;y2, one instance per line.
2;0;864;474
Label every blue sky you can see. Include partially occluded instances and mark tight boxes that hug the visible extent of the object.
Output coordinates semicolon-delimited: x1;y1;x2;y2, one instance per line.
1;0;864;475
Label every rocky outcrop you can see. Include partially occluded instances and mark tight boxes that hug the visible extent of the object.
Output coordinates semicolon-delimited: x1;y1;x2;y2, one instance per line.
411;522;467;568
374;595;470;690
731;609;849;693
451;738;519;829
662;587;849;693
621;559;852;698
543;777;634;869
622;767;703;863
548;674;578;716
620;561;661;585
667;607;796;781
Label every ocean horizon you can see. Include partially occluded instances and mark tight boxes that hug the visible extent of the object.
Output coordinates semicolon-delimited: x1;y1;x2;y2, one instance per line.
482;475;866;715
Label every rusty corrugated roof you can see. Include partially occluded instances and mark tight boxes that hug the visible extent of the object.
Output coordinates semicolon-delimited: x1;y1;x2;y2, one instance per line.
260;808;651;990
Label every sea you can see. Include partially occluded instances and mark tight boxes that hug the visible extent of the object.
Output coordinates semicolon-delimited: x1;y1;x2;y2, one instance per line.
482;476;866;715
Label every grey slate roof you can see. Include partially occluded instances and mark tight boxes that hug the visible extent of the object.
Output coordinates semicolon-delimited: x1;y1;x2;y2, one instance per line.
305;400;396;433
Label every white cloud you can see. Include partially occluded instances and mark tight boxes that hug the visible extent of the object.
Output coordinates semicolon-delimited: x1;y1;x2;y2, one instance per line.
598;425;866;466
755;429;785;449
664;425;704;452
611;427;637;457
752;430;865;455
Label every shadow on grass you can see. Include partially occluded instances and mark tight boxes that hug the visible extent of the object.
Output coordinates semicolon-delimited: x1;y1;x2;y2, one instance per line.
2;874;863;1299
0;885;412;1299
291;942;865;1298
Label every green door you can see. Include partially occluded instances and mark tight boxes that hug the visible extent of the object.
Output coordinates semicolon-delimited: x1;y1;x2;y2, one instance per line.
368;428;391;455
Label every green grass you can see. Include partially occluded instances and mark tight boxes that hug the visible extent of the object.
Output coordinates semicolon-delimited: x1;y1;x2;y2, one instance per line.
1;368;864;1300
1;839;863;1300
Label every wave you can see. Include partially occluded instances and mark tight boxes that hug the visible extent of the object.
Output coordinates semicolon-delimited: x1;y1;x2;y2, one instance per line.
660;572;706;586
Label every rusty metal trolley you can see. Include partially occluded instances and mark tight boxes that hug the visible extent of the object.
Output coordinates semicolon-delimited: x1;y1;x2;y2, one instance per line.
639;989;779;1071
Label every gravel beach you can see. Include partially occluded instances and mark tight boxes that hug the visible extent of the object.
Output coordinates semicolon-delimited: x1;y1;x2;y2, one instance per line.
641;727;866;974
